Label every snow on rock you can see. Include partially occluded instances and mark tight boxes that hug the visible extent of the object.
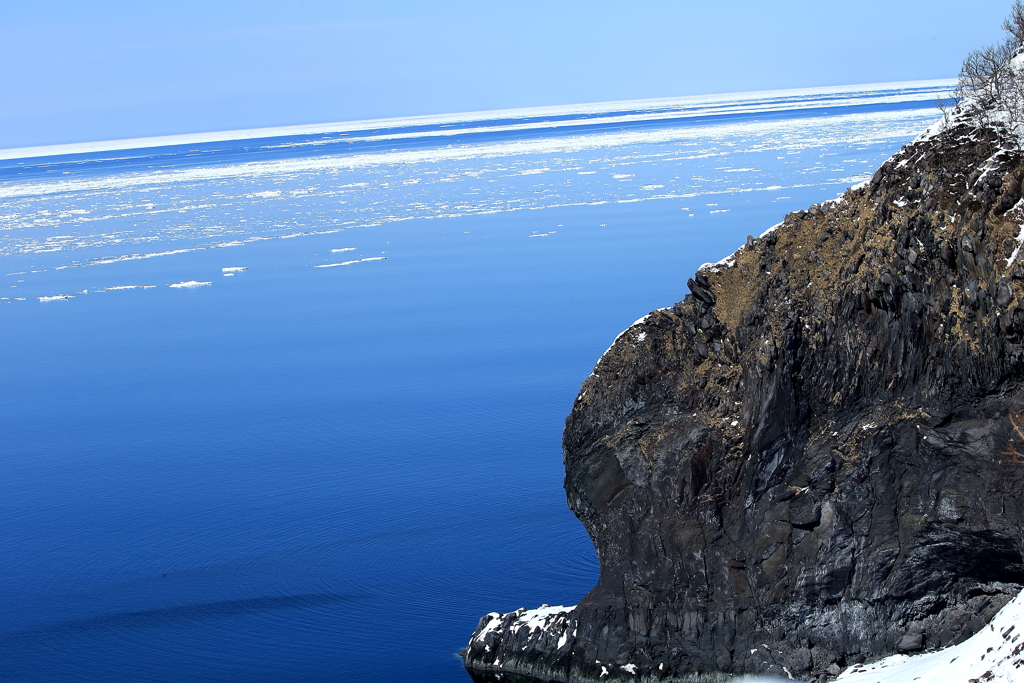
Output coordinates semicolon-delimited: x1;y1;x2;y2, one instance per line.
699;253;737;273
1005;221;1024;269
700;220;786;275
835;588;1024;683
473;612;504;644
594;308;673;366
474;605;574;644
470;604;578;665
518;604;573;633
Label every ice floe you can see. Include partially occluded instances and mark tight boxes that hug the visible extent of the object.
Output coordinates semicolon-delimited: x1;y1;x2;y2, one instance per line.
168;280;212;288
315;257;387;268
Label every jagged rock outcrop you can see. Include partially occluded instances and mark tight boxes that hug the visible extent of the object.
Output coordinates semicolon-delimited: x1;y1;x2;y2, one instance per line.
463;109;1024;683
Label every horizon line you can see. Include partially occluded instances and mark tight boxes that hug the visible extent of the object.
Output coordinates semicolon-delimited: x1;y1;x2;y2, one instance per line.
0;78;956;163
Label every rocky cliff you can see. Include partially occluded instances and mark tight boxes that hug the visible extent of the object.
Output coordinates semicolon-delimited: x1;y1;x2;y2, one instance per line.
463;106;1024;682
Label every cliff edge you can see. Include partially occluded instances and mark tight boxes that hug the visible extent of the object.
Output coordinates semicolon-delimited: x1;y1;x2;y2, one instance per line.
463;103;1024;682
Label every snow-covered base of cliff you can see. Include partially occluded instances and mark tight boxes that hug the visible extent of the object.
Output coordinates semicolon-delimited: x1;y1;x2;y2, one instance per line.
473;604;575;649
470;593;1024;683
835;588;1024;683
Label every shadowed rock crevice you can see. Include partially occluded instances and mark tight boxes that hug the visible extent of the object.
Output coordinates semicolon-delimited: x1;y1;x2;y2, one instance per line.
464;109;1024;682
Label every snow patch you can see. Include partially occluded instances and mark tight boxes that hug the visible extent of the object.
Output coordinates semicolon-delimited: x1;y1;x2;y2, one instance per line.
699;251;737;272
474;613;503;643
517;604;573;633
698;219;783;275
1005;222;1024;269
835;587;1024;683
474;604;576;655
595;308;674;364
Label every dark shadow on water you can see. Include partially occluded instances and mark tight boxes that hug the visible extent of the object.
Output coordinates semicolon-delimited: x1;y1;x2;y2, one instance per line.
0;592;357;640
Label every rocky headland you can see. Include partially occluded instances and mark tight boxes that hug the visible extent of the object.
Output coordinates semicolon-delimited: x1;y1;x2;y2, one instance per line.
462;99;1024;682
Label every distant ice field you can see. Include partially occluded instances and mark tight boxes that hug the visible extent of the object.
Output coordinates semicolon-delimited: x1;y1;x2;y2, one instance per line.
0;79;953;162
0;82;956;683
0;80;954;289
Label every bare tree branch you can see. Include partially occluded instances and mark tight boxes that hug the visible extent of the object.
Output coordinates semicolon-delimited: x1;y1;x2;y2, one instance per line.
1001;407;1024;464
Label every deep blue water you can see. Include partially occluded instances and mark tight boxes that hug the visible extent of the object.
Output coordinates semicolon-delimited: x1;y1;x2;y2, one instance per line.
0;81;952;682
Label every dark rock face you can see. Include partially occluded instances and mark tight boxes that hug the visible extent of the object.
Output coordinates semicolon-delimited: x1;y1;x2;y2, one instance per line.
464;115;1024;682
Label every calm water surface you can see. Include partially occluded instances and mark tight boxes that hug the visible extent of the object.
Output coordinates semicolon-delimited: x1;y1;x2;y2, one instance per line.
0;81;952;682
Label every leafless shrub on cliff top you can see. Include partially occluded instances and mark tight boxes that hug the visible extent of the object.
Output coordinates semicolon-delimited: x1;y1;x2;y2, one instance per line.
954;1;1024;141
1004;0;1024;45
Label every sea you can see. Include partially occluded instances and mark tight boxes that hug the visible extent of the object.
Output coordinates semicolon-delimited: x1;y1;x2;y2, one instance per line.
0;80;954;683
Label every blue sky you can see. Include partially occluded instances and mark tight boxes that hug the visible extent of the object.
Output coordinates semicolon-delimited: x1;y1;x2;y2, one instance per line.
0;0;1012;149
